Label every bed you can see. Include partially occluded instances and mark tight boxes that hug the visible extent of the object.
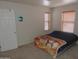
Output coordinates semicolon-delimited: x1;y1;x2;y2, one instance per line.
34;31;78;59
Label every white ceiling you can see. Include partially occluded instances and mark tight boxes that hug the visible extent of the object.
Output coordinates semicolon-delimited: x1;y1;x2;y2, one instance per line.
0;0;77;7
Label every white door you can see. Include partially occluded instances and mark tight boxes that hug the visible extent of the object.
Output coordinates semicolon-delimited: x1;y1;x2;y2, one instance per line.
0;9;17;51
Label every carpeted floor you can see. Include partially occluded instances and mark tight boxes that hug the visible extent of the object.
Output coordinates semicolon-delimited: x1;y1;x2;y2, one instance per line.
0;43;78;59
0;57;10;59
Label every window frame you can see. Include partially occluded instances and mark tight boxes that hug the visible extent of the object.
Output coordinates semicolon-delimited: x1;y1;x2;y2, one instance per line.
61;11;76;32
44;12;51;31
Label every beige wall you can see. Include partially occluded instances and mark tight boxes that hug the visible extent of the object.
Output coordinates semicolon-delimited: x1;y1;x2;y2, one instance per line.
0;1;51;46
51;3;78;35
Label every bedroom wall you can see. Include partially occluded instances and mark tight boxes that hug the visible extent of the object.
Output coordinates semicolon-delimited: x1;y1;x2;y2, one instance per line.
0;1;51;46
51;3;78;35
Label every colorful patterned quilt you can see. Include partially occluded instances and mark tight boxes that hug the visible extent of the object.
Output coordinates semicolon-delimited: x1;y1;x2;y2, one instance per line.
34;35;67;59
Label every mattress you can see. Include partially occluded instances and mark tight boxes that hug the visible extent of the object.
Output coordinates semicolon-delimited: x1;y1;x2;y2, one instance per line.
34;35;67;59
48;31;78;53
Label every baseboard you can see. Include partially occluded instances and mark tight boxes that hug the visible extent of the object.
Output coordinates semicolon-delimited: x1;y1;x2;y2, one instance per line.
18;41;33;48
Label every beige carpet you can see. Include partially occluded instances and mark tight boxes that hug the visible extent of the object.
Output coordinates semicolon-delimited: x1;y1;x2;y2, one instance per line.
0;57;10;59
0;43;78;59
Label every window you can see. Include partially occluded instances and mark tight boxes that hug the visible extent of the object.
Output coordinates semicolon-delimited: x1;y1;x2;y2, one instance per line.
44;12;51;30
61;11;76;33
